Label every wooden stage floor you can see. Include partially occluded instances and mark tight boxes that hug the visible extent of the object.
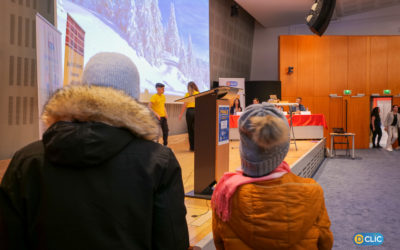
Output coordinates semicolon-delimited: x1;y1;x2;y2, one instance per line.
0;135;320;247
168;134;320;246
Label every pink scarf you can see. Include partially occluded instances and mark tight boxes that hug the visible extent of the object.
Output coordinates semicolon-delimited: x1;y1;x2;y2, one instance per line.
211;161;291;222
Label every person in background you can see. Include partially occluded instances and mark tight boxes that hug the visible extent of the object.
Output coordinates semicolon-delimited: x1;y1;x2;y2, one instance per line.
0;52;189;250
212;103;333;250
397;103;400;150
384;105;400;151
230;98;242;115
371;107;382;148
149;83;169;146
179;81;200;151
398;124;400;150
290;97;306;114
252;98;260;104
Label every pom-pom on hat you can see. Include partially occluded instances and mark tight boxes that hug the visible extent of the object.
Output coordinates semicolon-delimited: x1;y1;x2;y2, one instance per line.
81;52;140;99
239;103;290;177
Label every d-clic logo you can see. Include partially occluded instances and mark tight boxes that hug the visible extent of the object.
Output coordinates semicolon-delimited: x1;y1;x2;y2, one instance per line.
353;233;384;246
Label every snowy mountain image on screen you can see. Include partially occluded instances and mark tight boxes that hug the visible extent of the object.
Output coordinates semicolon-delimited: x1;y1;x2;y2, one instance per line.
57;0;210;98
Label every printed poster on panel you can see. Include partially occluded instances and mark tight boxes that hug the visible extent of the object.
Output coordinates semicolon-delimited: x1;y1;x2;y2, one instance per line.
218;105;230;145
63;14;85;86
36;14;62;137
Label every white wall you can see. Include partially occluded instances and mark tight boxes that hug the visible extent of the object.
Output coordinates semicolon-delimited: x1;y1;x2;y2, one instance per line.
250;5;400;81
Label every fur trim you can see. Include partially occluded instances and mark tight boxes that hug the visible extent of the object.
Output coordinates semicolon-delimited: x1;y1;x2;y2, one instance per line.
42;85;159;140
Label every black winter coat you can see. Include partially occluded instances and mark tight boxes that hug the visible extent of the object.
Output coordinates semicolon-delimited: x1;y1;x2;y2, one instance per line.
0;85;189;250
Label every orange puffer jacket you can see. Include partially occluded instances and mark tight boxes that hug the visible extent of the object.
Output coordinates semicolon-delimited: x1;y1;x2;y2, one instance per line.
212;172;333;250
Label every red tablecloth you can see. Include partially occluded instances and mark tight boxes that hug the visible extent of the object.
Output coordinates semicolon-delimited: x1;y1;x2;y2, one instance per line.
286;114;328;129
230;115;240;128
229;114;328;129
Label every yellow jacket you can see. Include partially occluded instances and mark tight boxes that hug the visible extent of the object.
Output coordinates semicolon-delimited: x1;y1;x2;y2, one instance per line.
212;172;333;250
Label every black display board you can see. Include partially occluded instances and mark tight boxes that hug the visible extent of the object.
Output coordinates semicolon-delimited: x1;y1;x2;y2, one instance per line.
245;81;281;107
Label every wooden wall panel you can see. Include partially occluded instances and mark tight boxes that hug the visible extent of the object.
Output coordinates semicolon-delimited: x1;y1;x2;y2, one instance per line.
329;98;344;129
279;35;400;149
279;36;298;97
314;37;330;97
313;97;330;118
394;97;400;106
297;36;315;97
388;37;400;95
313;97;330;144
348;37;369;95
281;96;296;103
348;97;370;149
329;97;346;149
370;37;388;94
301;96;314;112
329;37;348;95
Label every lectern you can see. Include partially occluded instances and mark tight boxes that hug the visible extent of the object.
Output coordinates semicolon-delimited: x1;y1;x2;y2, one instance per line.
176;87;240;199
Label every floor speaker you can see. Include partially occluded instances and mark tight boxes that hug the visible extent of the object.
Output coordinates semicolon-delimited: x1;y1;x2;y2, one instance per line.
306;0;336;36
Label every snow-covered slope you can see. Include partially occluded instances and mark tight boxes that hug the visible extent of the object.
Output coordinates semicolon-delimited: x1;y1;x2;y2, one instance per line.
57;0;210;99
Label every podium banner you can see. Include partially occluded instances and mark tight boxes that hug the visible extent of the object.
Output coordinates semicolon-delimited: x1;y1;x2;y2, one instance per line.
63;14;85;86
36;14;62;136
218;105;230;145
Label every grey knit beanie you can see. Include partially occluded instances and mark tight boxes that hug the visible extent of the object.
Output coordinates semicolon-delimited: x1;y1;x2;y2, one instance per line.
81;52;140;99
239;103;290;177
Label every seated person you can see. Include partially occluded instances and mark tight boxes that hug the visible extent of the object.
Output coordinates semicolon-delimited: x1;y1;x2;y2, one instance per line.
230;98;242;115
290;97;306;114
253;98;260;104
212;103;333;250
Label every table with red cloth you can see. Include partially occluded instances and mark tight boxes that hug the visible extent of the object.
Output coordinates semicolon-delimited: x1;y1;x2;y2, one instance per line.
230;114;327;129
229;114;327;139
230;115;240;129
285;114;328;129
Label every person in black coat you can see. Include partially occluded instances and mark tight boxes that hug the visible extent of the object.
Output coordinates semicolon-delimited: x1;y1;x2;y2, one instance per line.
0;53;189;250
370;106;382;148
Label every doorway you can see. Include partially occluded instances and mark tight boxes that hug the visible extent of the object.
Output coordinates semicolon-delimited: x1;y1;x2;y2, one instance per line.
371;96;392;148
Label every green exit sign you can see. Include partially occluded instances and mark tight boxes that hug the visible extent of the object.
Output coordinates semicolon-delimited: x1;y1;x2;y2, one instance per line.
383;89;391;95
343;90;352;95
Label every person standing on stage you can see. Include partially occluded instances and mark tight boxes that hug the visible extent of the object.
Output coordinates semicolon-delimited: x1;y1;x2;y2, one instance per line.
290;97;306;114
179;81;200;151
149;83;169;146
384;105;400;151
370;107;382;148
211;103;333;250
0;52;189;250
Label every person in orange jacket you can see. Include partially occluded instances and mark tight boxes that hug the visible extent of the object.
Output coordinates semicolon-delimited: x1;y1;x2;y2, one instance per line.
211;103;333;250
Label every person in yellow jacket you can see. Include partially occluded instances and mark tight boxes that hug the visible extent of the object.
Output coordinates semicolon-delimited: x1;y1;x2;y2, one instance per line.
149;83;169;145
211;103;333;250
179;81;199;151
